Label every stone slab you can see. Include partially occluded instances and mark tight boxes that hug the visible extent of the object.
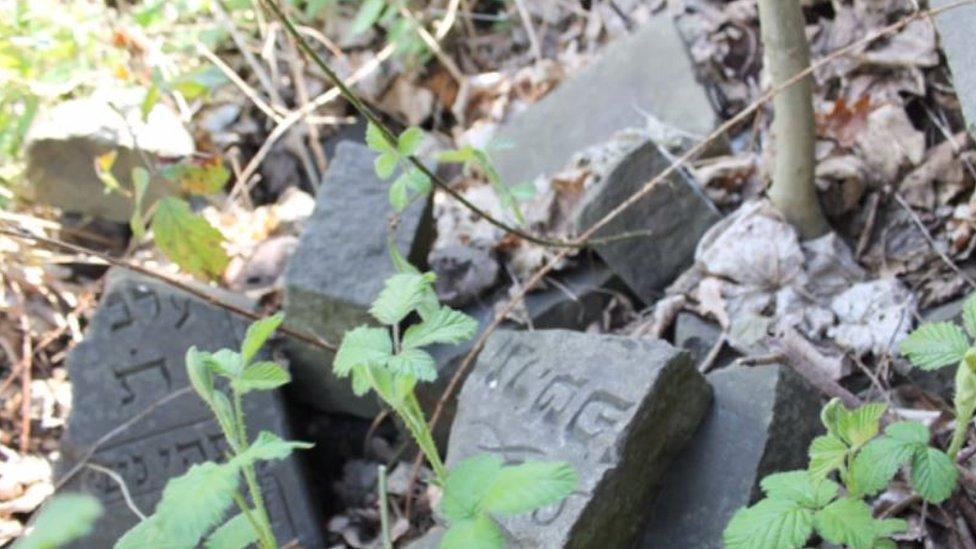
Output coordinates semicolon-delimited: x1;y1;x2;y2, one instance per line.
639;365;821;548
25;90;193;222
673;311;740;369
445;329;711;548
490;13;716;189
58;272;323;548
283;140;432;417
578;139;720;303
934;0;976;137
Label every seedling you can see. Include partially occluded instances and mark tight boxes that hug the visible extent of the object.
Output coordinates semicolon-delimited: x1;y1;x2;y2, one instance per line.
115;313;311;549
724;399;957;549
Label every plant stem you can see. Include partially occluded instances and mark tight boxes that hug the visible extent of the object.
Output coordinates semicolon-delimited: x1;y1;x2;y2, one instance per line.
378;465;393;549
757;0;829;239
231;490;267;544
400;393;447;481
233;390;276;549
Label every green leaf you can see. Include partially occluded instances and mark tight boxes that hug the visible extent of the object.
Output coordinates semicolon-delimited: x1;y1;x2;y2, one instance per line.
481;461;578;515
397;127;425;156
808;434;848;479
837;402;887;448
402;307;479;349
436;145;477;164
369;272;435;325
14;493;103;549
212;391;237;442
151;197;229;280
94;150;122;194
202;349;245;379
153;462;241;547
759;470;838;508
509;181;537;201
334;326;392;377
847;437;915;497
473;149;524;224
812;497;879;549
387;348;437;381
365;121;394;154
130;167;149;239
389;172;409;211
186;347;215;403
233;361;290;393
160;159;230;196
956;364;976;434
349;0;386;36
723;498;813;549
964;294;976;338
389;168;432;211
141;84;161;120
236;431;313;464
885;421;931;445
440;454;504;521
910;446;958;503
375;151;398;180
241;313;283;364
440;515;504;549
204;513;258;549
899;322;970;371
114;518;168;549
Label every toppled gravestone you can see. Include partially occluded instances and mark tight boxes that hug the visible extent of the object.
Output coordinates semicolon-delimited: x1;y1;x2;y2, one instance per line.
25;89;194;222
490;12;716;189
440;329;711;548
933;0;976;137
283;141;433;417
59;271;322;547
639;365;821;548
578;139;720;302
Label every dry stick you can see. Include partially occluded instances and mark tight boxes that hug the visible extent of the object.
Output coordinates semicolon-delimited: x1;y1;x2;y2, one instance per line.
284;33;329;175
892;191;976;289
0;226;337;352
512;0;543;63
86;463;147;520
260;0;579;249
18;300;32;454
397;4;464;84
197;42;283;123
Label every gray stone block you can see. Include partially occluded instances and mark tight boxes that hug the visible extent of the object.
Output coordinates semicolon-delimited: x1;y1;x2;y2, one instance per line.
25;90;194;222
639;365;822;548
58;272;323;548
673;311;739;369
934;0;976;137
578;139;720;302
490;13;716;188
446;329;711;548
283;140;432;417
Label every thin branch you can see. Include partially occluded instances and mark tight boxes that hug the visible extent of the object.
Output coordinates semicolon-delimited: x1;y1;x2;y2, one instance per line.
85;464;147;520
892;191;976;289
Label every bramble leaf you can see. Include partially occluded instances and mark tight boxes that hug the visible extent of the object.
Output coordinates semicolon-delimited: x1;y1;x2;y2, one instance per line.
441;454;504;521
910;446;957;503
847;437;914;497
241;313;283;364
375;151;398;179
759;470;837;508
723;498;813;549
186;347;215;403
236;431;312;464
899;322;969;371
153;462;240;547
386;348;437;381
151;197;229;280
369;272;436;325
202;349;244;379
160;158;229;196
808;434;848;479
812;497;880;549
14;493;103;549
440;515;504;549
366;121;394;153
349;0;386;36
402;307;478;349
204;513;257;549
885;421;930;445
836;402;887;448
334;326;392;377
397;127;424;156
481;461;578;515
233;361;290;393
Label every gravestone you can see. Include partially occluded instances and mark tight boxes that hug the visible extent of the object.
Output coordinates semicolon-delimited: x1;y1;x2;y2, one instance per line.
59;271;323;547
673;311;739;369
490;13;716;189
444;329;711;548
639;365;821;548
933;0;976;137
578;139;721;302
283;140;433;417
25;90;194;222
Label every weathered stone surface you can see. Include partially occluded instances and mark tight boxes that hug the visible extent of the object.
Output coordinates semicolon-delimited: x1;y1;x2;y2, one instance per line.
673;311;740;369
640;365;821;548
25;90;194;222
934;1;976;137
422;258;624;447
283;140;432;416
446;329;711;548
59;271;322;548
578;139;720;302
490;13;716;188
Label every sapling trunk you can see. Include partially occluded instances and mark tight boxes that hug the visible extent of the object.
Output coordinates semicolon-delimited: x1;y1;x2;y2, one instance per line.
758;0;829;239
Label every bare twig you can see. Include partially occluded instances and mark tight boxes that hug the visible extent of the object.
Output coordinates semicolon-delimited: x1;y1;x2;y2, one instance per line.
892;191;976;289
774;327;862;408
397;3;464;83
85;463;146;520
512;0;543;63
197;42;283;123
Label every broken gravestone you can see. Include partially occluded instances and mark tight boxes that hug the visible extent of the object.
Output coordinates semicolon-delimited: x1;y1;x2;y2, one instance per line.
441;329;711;548
578;139;721;302
283;140;433;417
25;89;194;222
59;271;322;547
933;0;976;137
489;12;716;189
639;365;821;548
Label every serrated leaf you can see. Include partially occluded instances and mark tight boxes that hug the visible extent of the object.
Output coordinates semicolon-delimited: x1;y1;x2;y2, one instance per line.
212;392;237;442
204;513;258;549
349;0;386;36
808;434;848;479
151;197;229;280
114;518;169;549
389;172;409;211
160;158;229;195
202;349;245;379
350;364;372;396
440;515;504;549
402;307;478;349
760;470;838;508
910;446;958;503
232;361;290;393
481;461;578;515
241;313;283;364
153;462;241;547
956;364;976;433
375;151;398;180
899;322;970;371
386;348;437;381
964;294;976;338
334;326;392;377
186;347;215;403
723;499;814;549
874;518;908;537
369;272;435;325
397;127;425;156
441;454;504;521
885;421;930;445
14;493;103;549
837;402;887;448
847;436;915;497
813;497;879;549
236;431;313;465
365;121;394;153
